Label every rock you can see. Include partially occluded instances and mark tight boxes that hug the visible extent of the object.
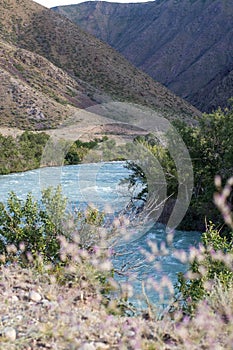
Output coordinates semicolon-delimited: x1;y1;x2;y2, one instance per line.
16;315;23;321
114;332;121;339
79;343;96;350
126;330;135;338
3;327;17;341
1;315;10;323
11;295;19;302
29;291;42;302
95;342;110;349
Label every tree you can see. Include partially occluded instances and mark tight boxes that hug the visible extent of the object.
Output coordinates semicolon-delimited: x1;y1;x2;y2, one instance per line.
125;107;233;230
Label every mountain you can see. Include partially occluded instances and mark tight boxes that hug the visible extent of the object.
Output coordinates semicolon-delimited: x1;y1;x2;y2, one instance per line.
0;0;200;131
0;40;94;130
53;0;233;112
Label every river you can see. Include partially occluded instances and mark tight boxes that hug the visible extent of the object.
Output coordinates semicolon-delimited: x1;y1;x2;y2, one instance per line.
0;161;201;309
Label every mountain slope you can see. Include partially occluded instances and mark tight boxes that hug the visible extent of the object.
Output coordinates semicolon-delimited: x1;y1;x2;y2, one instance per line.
0;40;98;129
53;0;233;112
0;0;200;131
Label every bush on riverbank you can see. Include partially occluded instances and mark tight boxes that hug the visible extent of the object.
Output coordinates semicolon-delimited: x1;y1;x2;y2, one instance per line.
126;107;233;231
173;107;233;231
0;131;49;174
176;222;233;315
0;187;107;267
0;132;107;174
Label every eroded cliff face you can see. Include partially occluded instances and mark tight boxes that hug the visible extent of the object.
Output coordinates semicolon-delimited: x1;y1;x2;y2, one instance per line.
54;0;233;112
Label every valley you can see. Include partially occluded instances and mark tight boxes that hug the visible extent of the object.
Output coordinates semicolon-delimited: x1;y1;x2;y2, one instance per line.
54;0;233;112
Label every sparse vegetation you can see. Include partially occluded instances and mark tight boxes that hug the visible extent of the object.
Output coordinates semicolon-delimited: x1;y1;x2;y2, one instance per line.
57;0;233;112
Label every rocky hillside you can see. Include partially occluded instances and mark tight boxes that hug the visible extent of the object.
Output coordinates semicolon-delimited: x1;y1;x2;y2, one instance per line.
54;0;233;112
0;0;200;130
0;40;96;129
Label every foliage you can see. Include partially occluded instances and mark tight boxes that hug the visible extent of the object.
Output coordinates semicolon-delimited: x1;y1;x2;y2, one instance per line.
0;187;106;266
125;136;178;201
124;109;233;316
0;186;68;265
176;222;233;315
126;107;233;230
0;131;49;174
0;133;108;174
173;107;233;228
0;134;21;174
75;206;105;251
64;137;105;165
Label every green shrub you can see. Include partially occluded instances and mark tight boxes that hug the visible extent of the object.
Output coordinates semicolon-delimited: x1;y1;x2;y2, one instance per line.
0;186;68;265
124;108;233;230
176;222;233;315
0;186;107;262
0;131;50;174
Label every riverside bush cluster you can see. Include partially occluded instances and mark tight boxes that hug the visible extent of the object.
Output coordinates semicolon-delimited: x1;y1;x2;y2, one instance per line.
125;108;233;317
172;107;233;230
127;107;233;231
0;131;49;174
0;186;107;266
176;222;233;315
0;131;107;174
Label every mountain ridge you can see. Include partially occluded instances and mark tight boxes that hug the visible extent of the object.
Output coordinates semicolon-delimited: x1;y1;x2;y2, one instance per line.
0;0;200;132
53;0;233;112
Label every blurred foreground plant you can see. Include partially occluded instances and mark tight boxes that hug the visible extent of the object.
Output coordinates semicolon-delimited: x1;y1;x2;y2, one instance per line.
175;175;233;316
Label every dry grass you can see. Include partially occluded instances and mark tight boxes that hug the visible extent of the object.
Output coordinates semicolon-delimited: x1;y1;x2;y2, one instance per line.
0;259;233;350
